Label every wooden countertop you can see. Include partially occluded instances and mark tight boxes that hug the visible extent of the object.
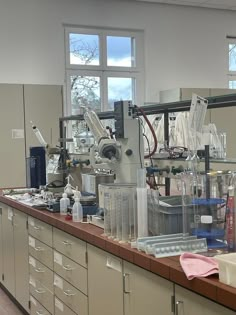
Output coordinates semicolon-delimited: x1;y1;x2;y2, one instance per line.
0;194;236;311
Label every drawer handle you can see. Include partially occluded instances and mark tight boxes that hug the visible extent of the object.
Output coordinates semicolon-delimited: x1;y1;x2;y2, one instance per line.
63;289;76;297
35;288;46;294
34;226;42;230
34;247;45;252
35;267;45;273
36;311;46;315
62;240;72;246
62;264;74;271
123;273;131;294
176;300;183;315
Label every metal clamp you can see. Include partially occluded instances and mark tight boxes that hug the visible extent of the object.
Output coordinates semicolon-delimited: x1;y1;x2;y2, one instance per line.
176;300;183;315
123;273;131;294
62;265;74;271
63;289;76;297
35;288;46;294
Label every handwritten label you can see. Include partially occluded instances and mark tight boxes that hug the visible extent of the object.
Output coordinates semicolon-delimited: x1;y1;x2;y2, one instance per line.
54;274;63;290
29;236;35;248
8;208;13;221
54;251;63;266
30;295;37;306
55;297;64;312
29;256;36;268
28;217;35;227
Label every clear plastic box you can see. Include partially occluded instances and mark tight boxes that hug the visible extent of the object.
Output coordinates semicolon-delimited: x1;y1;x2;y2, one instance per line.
214;253;236;288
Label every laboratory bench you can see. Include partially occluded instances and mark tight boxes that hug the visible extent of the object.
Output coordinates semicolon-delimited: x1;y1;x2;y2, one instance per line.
0;193;236;315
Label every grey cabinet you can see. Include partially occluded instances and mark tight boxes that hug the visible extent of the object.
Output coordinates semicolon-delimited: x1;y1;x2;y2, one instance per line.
124;261;173;315
174;285;235;315
0;84;25;188
0;203;29;312
87;244;123;315
0;84;63;188
1;204;15;296
0;206;3;282
14;209;29;312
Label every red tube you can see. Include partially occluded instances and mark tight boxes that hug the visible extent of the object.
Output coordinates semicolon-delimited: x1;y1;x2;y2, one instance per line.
137;106;158;158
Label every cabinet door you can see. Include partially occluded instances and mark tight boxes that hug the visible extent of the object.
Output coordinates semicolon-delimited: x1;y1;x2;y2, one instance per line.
24;84;63;151
14;209;29;312
124;261;173;315
2;205;15;296
175;285;235;315
87;244;123;315
0;205;3;281
0;84;25;187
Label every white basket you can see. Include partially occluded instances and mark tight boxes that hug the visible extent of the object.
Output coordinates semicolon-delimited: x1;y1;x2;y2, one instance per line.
214;253;236;288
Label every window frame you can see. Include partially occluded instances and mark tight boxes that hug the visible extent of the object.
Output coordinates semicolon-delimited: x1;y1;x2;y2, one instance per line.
64;26;145;114
228;38;236;88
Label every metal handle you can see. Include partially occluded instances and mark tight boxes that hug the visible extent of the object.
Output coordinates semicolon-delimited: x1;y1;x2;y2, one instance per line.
34;226;41;230
34;247;44;252
35;288;46;294
62;240;72;246
35;267;45;273
36;311;46;315
176;300;183;315
123;273;131;294
63;289;76;297
62;264;74;271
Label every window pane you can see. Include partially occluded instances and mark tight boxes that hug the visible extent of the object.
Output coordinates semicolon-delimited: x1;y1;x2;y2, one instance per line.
108;77;133;110
70;75;101;114
229;80;236;89
107;36;134;67
69;33;99;65
229;44;236;71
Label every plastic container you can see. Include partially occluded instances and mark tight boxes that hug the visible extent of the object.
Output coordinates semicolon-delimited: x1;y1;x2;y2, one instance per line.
181;171;232;249
214;253;236;288
72;197;83;222
60;193;70;215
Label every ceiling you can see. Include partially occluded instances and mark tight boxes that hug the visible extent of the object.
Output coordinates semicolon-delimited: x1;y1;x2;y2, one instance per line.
132;0;236;11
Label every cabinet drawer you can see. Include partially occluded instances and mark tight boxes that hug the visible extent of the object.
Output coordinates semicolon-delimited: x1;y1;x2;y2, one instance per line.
29;256;54;292
29;236;53;270
30;276;54;314
30;295;51;315
28;216;52;247
55;297;76;315
54;274;88;315
53;228;87;268
54;251;87;295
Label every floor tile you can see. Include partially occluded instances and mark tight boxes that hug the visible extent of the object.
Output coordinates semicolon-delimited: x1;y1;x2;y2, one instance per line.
0;288;24;314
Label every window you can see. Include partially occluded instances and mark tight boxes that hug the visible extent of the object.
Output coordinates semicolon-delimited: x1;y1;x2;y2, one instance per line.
65;27;144;115
228;39;236;89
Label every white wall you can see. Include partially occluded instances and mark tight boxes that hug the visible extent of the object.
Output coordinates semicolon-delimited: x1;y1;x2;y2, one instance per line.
0;0;235;102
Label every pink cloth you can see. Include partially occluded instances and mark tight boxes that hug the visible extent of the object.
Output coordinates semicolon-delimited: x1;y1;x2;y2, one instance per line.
180;252;219;280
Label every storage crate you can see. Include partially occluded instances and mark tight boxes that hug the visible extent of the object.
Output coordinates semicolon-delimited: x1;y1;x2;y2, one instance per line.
148;195;185;236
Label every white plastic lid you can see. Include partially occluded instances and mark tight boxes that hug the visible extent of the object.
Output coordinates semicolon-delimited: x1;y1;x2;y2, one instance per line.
74;190;81;198
62;193;67;198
